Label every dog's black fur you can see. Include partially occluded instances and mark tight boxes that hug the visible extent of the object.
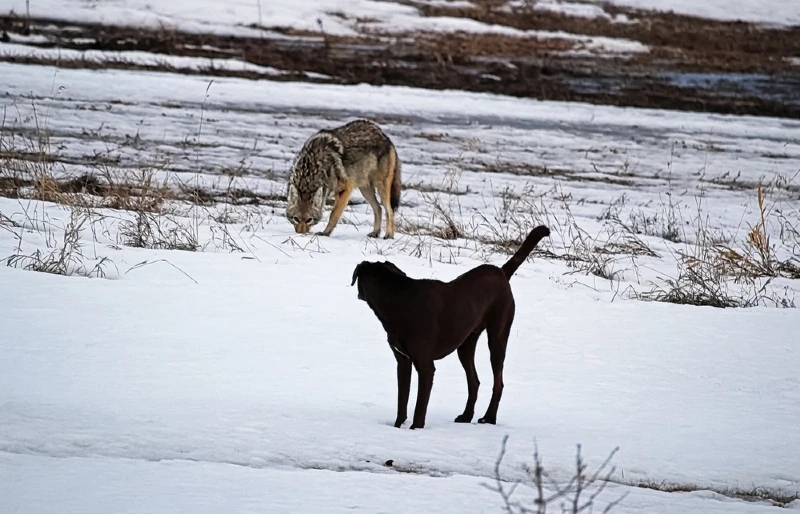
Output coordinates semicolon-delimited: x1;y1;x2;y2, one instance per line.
351;225;550;429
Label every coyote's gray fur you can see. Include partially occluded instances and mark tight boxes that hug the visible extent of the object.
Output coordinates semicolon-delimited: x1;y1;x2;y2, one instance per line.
285;119;401;238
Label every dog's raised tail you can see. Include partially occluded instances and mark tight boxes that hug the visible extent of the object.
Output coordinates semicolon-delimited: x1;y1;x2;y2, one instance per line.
501;225;550;279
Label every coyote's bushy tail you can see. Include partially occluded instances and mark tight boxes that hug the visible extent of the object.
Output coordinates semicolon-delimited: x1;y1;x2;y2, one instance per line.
389;147;401;210
501;225;550;279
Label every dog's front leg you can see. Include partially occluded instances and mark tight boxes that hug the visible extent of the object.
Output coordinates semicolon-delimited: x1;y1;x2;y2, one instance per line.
393;350;412;428
410;360;435;430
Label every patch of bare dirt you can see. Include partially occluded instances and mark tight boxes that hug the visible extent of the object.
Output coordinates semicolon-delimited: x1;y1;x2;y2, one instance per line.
421;0;800;73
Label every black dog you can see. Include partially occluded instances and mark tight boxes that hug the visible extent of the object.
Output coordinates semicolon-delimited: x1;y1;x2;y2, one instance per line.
351;225;550;429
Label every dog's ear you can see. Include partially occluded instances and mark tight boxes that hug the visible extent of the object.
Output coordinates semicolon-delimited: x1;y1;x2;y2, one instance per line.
350;262;363;286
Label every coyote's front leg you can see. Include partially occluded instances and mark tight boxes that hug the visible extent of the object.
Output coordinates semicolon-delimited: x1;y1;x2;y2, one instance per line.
319;181;354;236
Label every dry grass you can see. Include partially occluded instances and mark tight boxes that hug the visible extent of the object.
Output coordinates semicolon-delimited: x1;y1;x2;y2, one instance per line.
3;206;114;278
628;479;800;508
0;97;270;266
2;101;798;307
118;210;199;252
708;182;800;281
397;163;797;309
635;183;798;308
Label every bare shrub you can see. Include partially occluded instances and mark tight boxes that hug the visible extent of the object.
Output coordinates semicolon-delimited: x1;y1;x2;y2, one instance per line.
485;435;626;514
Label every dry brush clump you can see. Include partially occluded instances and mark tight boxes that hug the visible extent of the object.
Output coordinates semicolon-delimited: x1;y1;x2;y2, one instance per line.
1;103;62;202
3;206;114;278
635;182;798;309
707;182;800;281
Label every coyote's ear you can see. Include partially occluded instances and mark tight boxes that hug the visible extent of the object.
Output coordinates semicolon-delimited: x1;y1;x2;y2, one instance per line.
351;262;363;286
312;187;325;209
287;183;299;204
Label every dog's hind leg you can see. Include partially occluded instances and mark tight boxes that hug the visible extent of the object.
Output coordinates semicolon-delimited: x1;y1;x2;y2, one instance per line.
454;331;481;423
393;348;412;428
478;311;514;425
410;360;436;429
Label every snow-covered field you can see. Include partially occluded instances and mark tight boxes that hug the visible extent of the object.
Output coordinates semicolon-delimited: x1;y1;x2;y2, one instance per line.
1;1;800;513
2;0;798;34
1;235;797;513
602;0;799;26
2;58;799;512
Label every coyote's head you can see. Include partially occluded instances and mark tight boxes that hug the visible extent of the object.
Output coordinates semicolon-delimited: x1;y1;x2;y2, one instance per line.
285;132;344;233
286;184;325;233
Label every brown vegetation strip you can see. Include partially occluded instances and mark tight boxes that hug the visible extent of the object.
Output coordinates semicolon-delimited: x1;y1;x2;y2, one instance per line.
2;8;799;119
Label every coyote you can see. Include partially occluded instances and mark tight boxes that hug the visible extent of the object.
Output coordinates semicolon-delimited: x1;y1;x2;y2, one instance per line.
285;119;401;238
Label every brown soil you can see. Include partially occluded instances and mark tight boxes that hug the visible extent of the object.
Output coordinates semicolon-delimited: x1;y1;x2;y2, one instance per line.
1;4;798;119
422;0;800;73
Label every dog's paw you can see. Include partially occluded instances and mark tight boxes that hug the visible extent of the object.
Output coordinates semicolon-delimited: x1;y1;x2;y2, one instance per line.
477;416;497;425
393;418;406;428
454;414;473;423
409;423;425;430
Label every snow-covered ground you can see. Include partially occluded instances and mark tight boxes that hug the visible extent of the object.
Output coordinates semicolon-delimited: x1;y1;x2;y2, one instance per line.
2;56;800;512
1;196;798;513
602;0;800;26
0;41;295;76
0;0;649;56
